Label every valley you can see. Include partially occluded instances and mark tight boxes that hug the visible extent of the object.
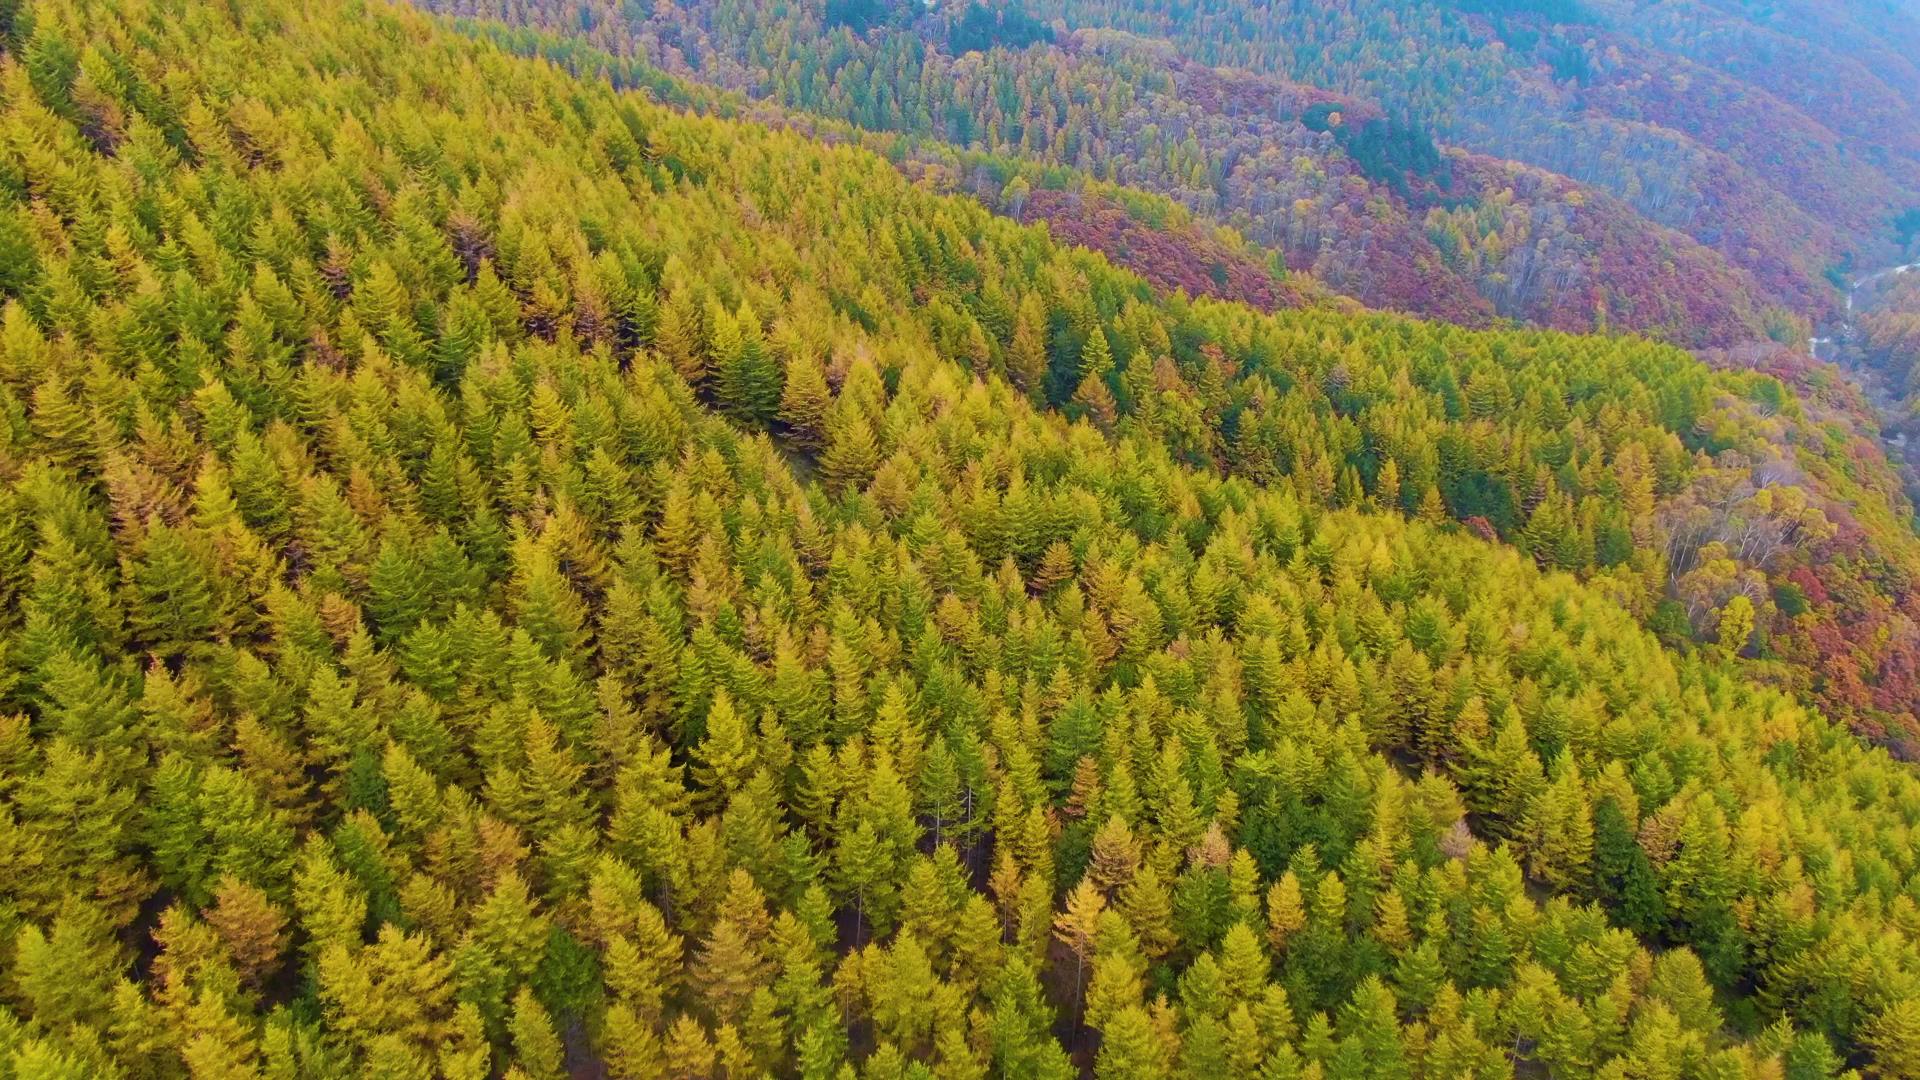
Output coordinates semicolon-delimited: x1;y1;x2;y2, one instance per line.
1811;261;1920;505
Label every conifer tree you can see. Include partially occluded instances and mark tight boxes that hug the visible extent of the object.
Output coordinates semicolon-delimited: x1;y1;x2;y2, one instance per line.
13;901;123;1032
1073;372;1120;431
129;523;222;655
1053;878;1106;1030
1088;814;1142;895
1008;297;1050;404
819;407;880;495
655;290;706;388
1864;1000;1920;1080
691;690;755;807
778;349;833;450
509;542;591;659
510;987;566;1080
600;1005;665;1080
1079;328;1115;384
696;869;775;1023
205;875;288;989
1592;797;1665;935
1524;757;1595;891
366;538;430;641
1084;909;1147;1033
1093;1004;1171;1080
712;301;782;423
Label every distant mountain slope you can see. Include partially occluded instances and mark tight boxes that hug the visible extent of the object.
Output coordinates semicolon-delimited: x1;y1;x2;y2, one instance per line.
1033;0;1920;308
414;0;1813;347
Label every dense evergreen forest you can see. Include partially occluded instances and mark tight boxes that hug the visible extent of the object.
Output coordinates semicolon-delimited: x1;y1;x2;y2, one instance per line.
435;0;1920;749
3;0;1920;1078
421;0;1834;348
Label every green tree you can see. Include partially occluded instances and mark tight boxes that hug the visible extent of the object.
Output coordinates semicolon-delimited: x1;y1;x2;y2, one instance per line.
779;349;833;450
711;301;783;422
1524;757;1594;891
129;523;223;655
819;407;880;494
1094;1004;1170;1080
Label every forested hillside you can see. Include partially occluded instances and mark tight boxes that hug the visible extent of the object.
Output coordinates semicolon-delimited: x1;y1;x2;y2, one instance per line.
1862;271;1920;412
4;0;1920;1078
409;0;1920;746
1030;0;1920;305
416;0;1814;348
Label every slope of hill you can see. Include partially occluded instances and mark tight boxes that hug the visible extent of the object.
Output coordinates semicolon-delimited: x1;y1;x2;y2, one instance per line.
1866;275;1920;407
413;0;1809;348
1031;0;1920;313
5;1;1920;1078
424;0;1920;755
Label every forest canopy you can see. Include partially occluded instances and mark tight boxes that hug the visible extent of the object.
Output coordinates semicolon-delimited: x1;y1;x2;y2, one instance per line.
948;2;1053;55
0;0;1918;1078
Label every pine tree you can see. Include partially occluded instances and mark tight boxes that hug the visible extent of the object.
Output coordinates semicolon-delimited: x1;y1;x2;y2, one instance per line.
129;523;222;655
1863;999;1920;1080
656;290;706;388
712;301;782;423
691;690;755;808
779;349;833;450
14;901;123;1031
1053;878;1106;1029
1093;1004;1170;1080
509;709;592;838
30;376;95;471
1079;328;1115;383
1524;757;1594;891
1073;372;1119;431
1391;939;1446;1012
441;1004;494;1080
663;1015;717;1078
316;923;456;1060
1029;540;1076;595
205;875;288;989
1083;909;1147;1032
696;870;776;1023
469;870;552;985
1647;949;1721;1037
819;407;880;495
510;542;591;659
1374;457;1403;513
1087;814;1141;895
366;538;430;641
510;987;566;1080
1592;797;1664;935
40;649;139;748
1008;297;1050;404
601;1004;666;1080
358;259;429;366
1120;863;1177;961
868;933;942;1053
1218;922;1270;1004
916;736;964;848
1336;977;1409;1080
